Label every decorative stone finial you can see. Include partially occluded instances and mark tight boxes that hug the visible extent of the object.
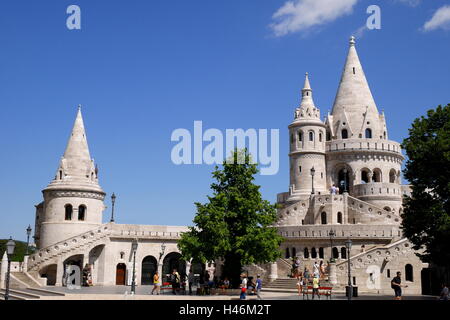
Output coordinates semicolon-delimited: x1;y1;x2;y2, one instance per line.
350;36;356;46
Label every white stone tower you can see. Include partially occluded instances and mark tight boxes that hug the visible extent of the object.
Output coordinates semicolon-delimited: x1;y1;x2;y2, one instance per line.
36;107;106;249
288;73;327;200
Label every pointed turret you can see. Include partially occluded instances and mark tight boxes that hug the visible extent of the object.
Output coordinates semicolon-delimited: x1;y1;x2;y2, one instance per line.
294;73;321;122
329;36;385;140
45;106;103;193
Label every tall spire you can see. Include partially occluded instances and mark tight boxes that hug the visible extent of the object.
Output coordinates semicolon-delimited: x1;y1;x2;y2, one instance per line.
294;73;321;122
45;106;103;192
329;37;383;139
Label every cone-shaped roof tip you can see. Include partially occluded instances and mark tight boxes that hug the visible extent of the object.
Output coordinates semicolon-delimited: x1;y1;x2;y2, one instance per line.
350;35;356;46
303;72;311;90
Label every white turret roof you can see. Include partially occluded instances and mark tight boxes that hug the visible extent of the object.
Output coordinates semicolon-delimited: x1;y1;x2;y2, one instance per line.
293;73;322;123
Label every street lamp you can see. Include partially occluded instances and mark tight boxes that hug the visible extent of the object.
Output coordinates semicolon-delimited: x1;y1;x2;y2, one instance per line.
329;229;335;263
131;238;138;294
310;167;316;195
343;168;348;193
4;237;16;301
110;193;116;222
26;225;32;255
345;238;353;301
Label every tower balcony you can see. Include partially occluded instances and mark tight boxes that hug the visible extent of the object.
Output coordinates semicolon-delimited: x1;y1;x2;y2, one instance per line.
352;182;402;201
326;139;404;159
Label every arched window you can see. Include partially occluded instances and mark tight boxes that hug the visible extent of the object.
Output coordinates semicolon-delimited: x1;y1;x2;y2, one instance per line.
285;248;290;259
319;248;324;259
292;247;297;258
78;205;86;221
65;204;73;221
332;247;339;259
383;131;387;139
304;248;309;259
321;212;327;225
365;128;372;139
120;252;125;259
319;132;323;142
361;170;369;183
337;212;343;224
59;170;63;180
311;248;317;259
309;131;314;142
405;264;413;282
389;169;396;183
326;131;331;141
341;247;347;259
298;131;303;142
373;169;382;182
342;129;348;139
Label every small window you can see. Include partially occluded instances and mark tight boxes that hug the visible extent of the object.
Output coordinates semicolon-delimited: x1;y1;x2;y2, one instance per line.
319;132;322;142
298;131;303;142
59;170;63;180
341;247;347;259
285;248;290;259
353;67;356;75
309;131;314;142
319;248;324;259
292;247;296;258
304;248;309;259
405;264;413;281
387;269;391;278
333;247;339;259
337;212;343;224
342;129;348;139
65;204;73;221
365;128;372;139
311;248;317;259
299;166;302;173
120;252;125;259
78;205;86;221
326;131;331;141
321;212;327;225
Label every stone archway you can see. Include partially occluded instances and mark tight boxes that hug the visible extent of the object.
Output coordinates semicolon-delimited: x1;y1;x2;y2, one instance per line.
141;255;158;285
39;264;57;286
162;252;186;283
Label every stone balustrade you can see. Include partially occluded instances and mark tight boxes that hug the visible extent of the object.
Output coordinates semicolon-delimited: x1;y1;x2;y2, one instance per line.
278;224;400;239
326;139;403;155
352;182;402;199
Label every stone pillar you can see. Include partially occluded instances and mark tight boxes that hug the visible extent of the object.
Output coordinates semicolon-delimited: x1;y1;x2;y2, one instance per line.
268;262;278;282
158;263;163;284
328;262;337;285
23;256;29;273
0;251;8;289
55;258;64;286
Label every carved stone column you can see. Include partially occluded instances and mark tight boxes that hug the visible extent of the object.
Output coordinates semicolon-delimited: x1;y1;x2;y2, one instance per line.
328;262;337;285
268;262;278;282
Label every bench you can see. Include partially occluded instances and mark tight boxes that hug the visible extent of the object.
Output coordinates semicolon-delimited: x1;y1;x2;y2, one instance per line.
301;286;333;300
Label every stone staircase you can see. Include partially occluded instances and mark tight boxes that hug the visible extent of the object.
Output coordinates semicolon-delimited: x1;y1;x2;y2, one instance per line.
346;195;400;225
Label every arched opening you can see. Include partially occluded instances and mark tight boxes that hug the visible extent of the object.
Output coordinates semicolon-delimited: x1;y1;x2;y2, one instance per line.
319;248;324;259
341;129;348;139
332;247;339;259
141;256;158;285
162;252;186;284
383;131;387;139
309;131;314;142
64;254;83;286
116;263;127;285
298;131;303;142
319;132;323;142
326;131;331;141
65;204;73;221
59;170;63;180
389;169;396;183
292;247;297;258
361;170;370;184
39;264;57;286
78;205;86;221
321;212;327;225
365;128;372;139
304;248;309;259
341;247;347;259
311;248;317;259
373;169;382;183
285;248;290;259
337;168;350;194
405;264;414;282
337;212;343;224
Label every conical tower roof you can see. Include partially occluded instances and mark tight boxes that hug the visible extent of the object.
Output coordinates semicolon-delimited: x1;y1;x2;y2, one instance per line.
293;73;322;123
330;37;384;139
45;106;104;193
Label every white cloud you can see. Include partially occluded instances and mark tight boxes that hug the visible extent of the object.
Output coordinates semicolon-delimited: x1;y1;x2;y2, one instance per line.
270;0;359;37
353;25;368;39
423;5;450;32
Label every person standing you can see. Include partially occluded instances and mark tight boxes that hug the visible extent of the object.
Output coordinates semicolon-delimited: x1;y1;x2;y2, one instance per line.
391;271;408;300
188;268;195;295
171;269;181;295
256;275;263;300
439;283;449;301
240;274;248;300
312;275;320;300
151;271;160;295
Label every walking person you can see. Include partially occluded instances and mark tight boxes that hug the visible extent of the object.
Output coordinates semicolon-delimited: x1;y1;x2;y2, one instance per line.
171;269;181;295
240;274;248;300
255;275;263;300
439;283;449;301
188;268;194;295
391;271;408;300
151;271;160;295
312;275;320;300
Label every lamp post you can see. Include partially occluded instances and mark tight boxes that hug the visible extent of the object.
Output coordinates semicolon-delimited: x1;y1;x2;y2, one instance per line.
310;167;316;195
329;229;335;263
26;225;32;255
345;238;352;301
4;237;16;301
131;238;138;294
110;193;116;222
343;168;348;193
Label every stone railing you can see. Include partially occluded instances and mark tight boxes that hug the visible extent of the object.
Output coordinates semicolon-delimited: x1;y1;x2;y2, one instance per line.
277;224;400;240
28;224;111;271
326;139;403;155
352;183;402;199
346;195;400;224
109;224;188;240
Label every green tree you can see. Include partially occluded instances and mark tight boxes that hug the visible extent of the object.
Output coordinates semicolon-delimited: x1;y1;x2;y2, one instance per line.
401;104;450;267
177;149;283;287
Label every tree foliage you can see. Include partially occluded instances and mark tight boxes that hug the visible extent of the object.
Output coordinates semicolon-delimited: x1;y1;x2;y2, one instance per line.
401;104;450;266
177;149;283;286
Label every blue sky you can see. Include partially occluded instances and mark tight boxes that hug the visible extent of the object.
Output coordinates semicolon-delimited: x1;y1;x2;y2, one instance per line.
0;0;449;241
